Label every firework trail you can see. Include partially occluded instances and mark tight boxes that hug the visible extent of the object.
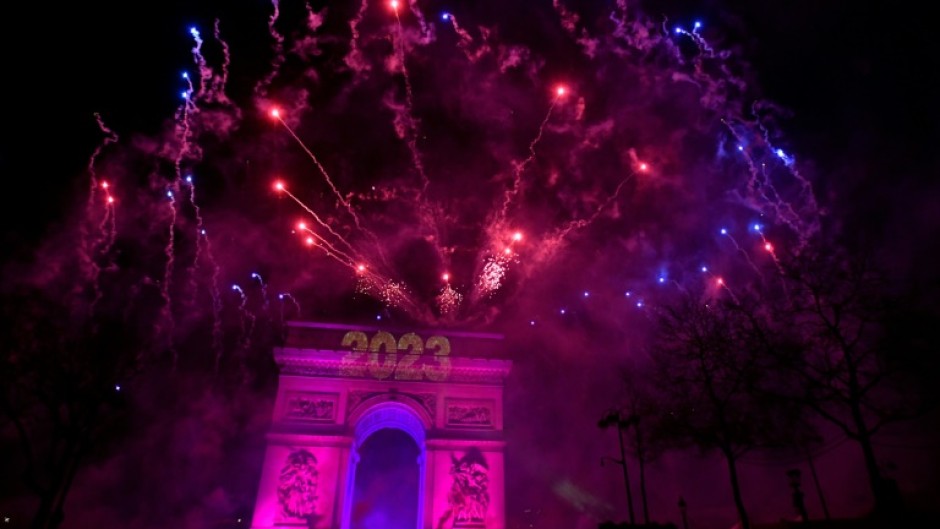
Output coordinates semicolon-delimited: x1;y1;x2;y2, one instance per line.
345;0;371;73
271;112;373;234
722;120;808;242
275;183;364;262
163;85;197;365
391;2;430;195
176;73;197;178
86;114;119;208
441;13;482;61
97;194;118;258
483;171;634;314
756;232;783;269
608;0;664;53
471;91;565;301
82;114;119;309
538;171;634;259
754;231;791;301
757;230;790;303
75;0;831;332
256;0;286;95
753;160;806;242
250;272;270;311
162;187;179;364
497;90;564;222
719;228;764;279
277;292;301;324
298;217;426;319
296;224;358;268
180;174;216;324
282;186;420;316
184;175;205;260
230;284;256;359
715;276;740;304
407;0;434;43
88;190;118;313
211;19;232;102
665;18;748;119
201;228;224;369
189;26;211;99
378;5;451;278
674;22;715;58
753;101;819;211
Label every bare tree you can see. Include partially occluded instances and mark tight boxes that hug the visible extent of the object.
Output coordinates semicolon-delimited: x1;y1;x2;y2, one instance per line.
0;286;136;529
774;245;931;515
650;294;801;529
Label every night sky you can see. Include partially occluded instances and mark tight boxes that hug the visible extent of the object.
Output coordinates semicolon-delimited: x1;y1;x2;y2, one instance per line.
1;0;939;528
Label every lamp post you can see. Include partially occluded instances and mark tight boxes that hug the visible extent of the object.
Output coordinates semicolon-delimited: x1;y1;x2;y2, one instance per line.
600;410;637;526
787;469;810;523
678;496;689;529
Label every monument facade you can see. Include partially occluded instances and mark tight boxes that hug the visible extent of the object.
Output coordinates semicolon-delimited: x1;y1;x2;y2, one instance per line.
251;322;512;529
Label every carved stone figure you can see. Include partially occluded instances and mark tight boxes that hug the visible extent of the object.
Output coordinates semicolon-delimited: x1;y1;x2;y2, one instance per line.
285;393;335;421
448;449;490;526
277;449;319;519
447;405;492;427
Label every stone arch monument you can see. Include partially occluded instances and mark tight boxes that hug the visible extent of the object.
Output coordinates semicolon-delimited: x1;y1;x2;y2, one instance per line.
251;322;512;529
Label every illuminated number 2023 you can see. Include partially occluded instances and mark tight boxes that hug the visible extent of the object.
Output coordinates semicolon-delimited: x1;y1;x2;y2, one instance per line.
340;331;452;381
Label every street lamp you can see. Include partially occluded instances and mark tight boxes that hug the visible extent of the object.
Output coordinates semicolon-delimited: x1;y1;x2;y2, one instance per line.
787;469;810;523
678;496;689;529
599;410;637;526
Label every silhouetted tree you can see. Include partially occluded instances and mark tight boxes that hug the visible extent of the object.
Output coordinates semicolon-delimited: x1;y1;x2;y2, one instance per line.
773;245;932;515
0;285;137;529
0;210;281;529
650;293;802;529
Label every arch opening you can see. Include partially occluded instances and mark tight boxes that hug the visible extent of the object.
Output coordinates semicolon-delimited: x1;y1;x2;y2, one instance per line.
350;428;420;529
341;402;427;529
